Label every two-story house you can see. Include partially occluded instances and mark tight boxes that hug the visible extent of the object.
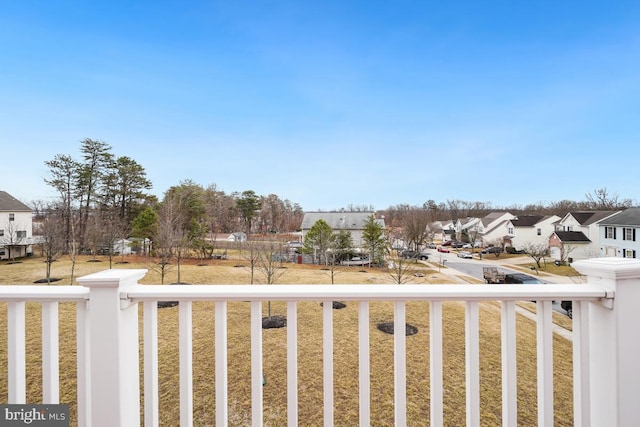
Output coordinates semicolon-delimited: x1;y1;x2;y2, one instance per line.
300;211;385;250
549;211;619;262
0;191;33;260
506;214;561;250
476;211;516;247
599;208;640;258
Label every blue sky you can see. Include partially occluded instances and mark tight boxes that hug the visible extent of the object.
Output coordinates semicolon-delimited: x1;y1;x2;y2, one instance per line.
2;1;639;211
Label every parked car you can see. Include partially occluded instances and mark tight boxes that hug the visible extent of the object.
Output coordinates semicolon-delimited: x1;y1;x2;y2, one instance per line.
503;273;542;284
461;243;472;249
441;241;454;246
401;250;429;260
481;246;503;254
457;251;473;259
426;242;437;249
451;242;466;248
437;246;451;253
561;301;572;318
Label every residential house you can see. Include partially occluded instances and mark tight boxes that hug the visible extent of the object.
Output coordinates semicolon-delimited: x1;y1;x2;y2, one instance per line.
447;212;515;247
453;217;481;242
549;211;619;261
599;208;640;258
476;211;516;246
506;214;561;250
0;191;33;260
428;220;454;243
300;211;385;249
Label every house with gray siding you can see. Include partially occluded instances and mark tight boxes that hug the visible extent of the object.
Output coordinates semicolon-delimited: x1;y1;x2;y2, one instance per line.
300;211;384;249
599;208;640;258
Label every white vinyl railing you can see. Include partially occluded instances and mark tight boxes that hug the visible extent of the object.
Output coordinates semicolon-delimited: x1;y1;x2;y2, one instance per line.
2;257;640;426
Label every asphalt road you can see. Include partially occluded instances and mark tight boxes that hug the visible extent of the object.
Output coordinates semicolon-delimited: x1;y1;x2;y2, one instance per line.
426;249;570;316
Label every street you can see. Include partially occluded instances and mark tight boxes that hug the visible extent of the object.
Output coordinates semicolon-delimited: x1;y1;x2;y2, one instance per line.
425;249;570;316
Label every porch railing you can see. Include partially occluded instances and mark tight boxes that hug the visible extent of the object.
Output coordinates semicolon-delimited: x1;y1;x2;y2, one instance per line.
2;257;640;426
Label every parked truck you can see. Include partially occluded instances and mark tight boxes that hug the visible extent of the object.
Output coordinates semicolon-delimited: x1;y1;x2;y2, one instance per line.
483;267;506;284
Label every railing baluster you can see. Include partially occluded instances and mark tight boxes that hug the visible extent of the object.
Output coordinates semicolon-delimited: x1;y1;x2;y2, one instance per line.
76;300;90;427
42;301;59;403
143;301;159;427
430;301;443;427
572;301;590;427
501;301;517;426
287;301;298;427
323;300;334;427
537;300;554;426
394;301;407;426
251;301;264;427
215;301;228;426
466;301;480;427
179;301;193;427
8;301;26;403
358;301;370;427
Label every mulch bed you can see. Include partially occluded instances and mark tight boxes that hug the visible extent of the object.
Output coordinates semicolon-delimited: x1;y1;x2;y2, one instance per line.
320;301;347;309
376;322;419;336
262;315;287;329
33;278;62;284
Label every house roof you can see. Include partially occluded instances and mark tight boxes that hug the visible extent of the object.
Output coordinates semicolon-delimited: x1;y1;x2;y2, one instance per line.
599;208;640;227
481;211;512;227
510;215;545;227
0;191;31;212
301;212;384;230
553;231;591;243
568;211;619;226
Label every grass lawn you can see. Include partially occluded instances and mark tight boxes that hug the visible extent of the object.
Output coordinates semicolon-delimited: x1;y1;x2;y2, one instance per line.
0;255;575;426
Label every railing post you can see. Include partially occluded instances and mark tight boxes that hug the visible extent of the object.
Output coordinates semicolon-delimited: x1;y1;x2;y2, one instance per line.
572;257;640;426
78;269;148;427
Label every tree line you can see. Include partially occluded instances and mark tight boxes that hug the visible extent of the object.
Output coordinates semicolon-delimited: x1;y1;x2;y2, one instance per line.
34;139;305;282
31;139;633;283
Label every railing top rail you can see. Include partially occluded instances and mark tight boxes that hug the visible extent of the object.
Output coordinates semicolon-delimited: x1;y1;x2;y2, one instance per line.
125;283;610;303
0;285;89;302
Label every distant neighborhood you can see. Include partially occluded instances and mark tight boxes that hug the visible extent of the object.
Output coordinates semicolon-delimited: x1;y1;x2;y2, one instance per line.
2;189;639;265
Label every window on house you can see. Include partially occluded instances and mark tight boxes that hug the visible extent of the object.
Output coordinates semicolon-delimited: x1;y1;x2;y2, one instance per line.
537;228;542;236
567;226;573;231
0;229;3;237
605;226;616;239
624;249;636;258
16;231;26;239
623;228;636;241
508;227;514;234
9;213;14;221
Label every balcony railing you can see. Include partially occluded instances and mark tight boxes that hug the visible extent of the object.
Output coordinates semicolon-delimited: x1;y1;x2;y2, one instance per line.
1;257;640;426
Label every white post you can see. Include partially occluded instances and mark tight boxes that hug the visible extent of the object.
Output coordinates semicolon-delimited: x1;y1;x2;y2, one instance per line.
78;269;148;427
572;257;640;426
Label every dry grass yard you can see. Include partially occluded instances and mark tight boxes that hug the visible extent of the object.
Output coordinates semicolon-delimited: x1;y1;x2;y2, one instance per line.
0;255;575;426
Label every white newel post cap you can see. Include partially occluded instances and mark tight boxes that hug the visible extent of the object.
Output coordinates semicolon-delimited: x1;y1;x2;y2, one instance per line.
77;269;148;288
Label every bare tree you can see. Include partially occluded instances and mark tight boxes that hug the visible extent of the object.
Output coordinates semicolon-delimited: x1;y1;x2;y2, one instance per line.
585;187;633;210
522;242;550;269
242;239;264;284
559;244;578;265
401;208;430;251
256;239;287;321
150;198;181;284
38;210;67;283
387;250;415;284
